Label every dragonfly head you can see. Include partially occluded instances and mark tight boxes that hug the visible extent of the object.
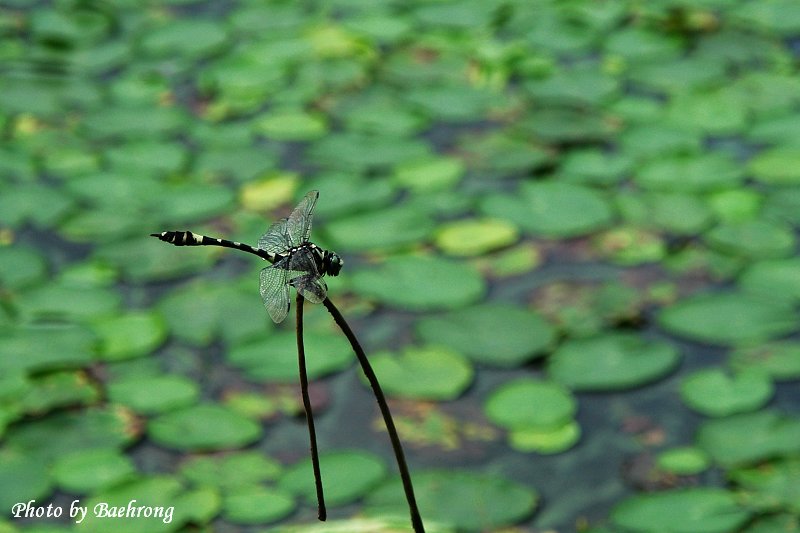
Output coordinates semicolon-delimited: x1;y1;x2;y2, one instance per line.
323;250;343;276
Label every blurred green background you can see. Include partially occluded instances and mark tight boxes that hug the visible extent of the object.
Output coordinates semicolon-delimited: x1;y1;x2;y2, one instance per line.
2;0;800;532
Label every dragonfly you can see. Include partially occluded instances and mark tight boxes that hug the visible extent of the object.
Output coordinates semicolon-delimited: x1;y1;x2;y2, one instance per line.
151;190;343;323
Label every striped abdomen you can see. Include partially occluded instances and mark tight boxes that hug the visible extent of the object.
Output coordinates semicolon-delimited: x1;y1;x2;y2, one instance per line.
150;231;275;262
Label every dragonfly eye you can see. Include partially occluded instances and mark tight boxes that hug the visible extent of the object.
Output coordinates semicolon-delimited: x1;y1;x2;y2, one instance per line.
326;251;343;276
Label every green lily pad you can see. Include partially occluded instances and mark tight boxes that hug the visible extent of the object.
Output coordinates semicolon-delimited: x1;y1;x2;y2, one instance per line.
80;476;184;533
739;258;800;303
223;485;295;525
458;130;553;172
635;153;743;192
666;88;747;134
548;333;681;391
21;371;100;415
393;156;464;192
485;378;576;430
349;255;485;311
680;368;773;417
616;192;712;234
0;450;51;510
52;449;136;493
0;325;95;373
140;19;229;59
108;375;199;414
324;204;434;252
658;291;798;346
280;450;387;506
747;147;800;185
367;346;473;400
656;447;711;475
434;218;518;256
697;411;800;467
307;132;430;172
149;404;261;451
415;303;555;367
5;407;137;463
509;420;581;454
482;182;613;238
732;459;800;513
0;245;47;289
252;108;328;141
731;341;800;380
561;149;632;186
611;488;751;533
227;329;352;383
105;140;188;177
180;451;282;490
92;311;167;361
704;219;796;258
16;282;121;322
365;470;537;532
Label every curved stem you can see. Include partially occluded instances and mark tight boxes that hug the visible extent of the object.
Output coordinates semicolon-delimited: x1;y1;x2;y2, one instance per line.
322;297;425;533
296;293;326;521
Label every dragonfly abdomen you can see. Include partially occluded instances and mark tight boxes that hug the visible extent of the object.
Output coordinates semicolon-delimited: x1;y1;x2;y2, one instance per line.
151;231;276;262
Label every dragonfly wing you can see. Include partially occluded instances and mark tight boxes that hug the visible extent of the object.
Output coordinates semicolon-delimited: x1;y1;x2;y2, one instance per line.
293;275;328;304
287;246;327;303
287;190;318;245
257;218;291;254
259;265;290;323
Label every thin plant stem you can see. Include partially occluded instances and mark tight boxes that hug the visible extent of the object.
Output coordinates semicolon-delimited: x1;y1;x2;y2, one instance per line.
322;297;425;533
295;293;326;521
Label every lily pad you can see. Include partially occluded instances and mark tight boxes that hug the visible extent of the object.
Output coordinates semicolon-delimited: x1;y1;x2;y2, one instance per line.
658;291;798;346
635;153;743;192
227;330;352;383
223;486;295;525
416;303;556;366
280;450;387;506
365;470;537;532
481;181;613;238
92;311;167;361
485;378;576;430
731;341;800;380
179;451;282;490
21;371;100;415
0;325;95;373
548;334;681;391
680;368;773;417
367;346;473;400
149;404;261;451
140;19;229;59
0;450;52;510
324;204;435;252
611;488;751;533
738;258;800;303
697;410;800;467
434;218;518;256
52;449;136;493
656;447;711;475
0;245;47;288
747;147;800;185
108;375;199;414
509;420;581;454
704;219;796;258
349;255;485;311
732;459;800;513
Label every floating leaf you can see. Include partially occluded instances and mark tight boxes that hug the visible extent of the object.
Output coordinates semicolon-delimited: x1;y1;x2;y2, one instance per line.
658;292;798;346
704;219;796;258
350;255;485;311
140;19;229;59
149;404;261;451
416;303;555;367
434;218;518;257
0;245;47;288
731;341;800;380
223;486;295;525
180;451;282;490
21;371;100;415
0;325;94;373
485;378;576;430
747;147;800;185
732;459;800;513
680;368;773;417
611;488;751;533
482;182;613;238
365;470;537;532
92;311;167;361
509;420;581;454
548;334;681;391
0;450;51;510
324;204;434;252
738;258;800;303
635;153;743;192
227;330;352;383
108;375;199;414
280;450;386;506
697;411;800;467
52;449;136;493
656;447;711;475
367;346;473;400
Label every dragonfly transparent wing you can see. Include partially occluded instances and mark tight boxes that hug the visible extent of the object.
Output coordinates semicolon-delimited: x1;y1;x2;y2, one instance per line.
259;264;291;323
257;218;291;254
286;190;318;245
